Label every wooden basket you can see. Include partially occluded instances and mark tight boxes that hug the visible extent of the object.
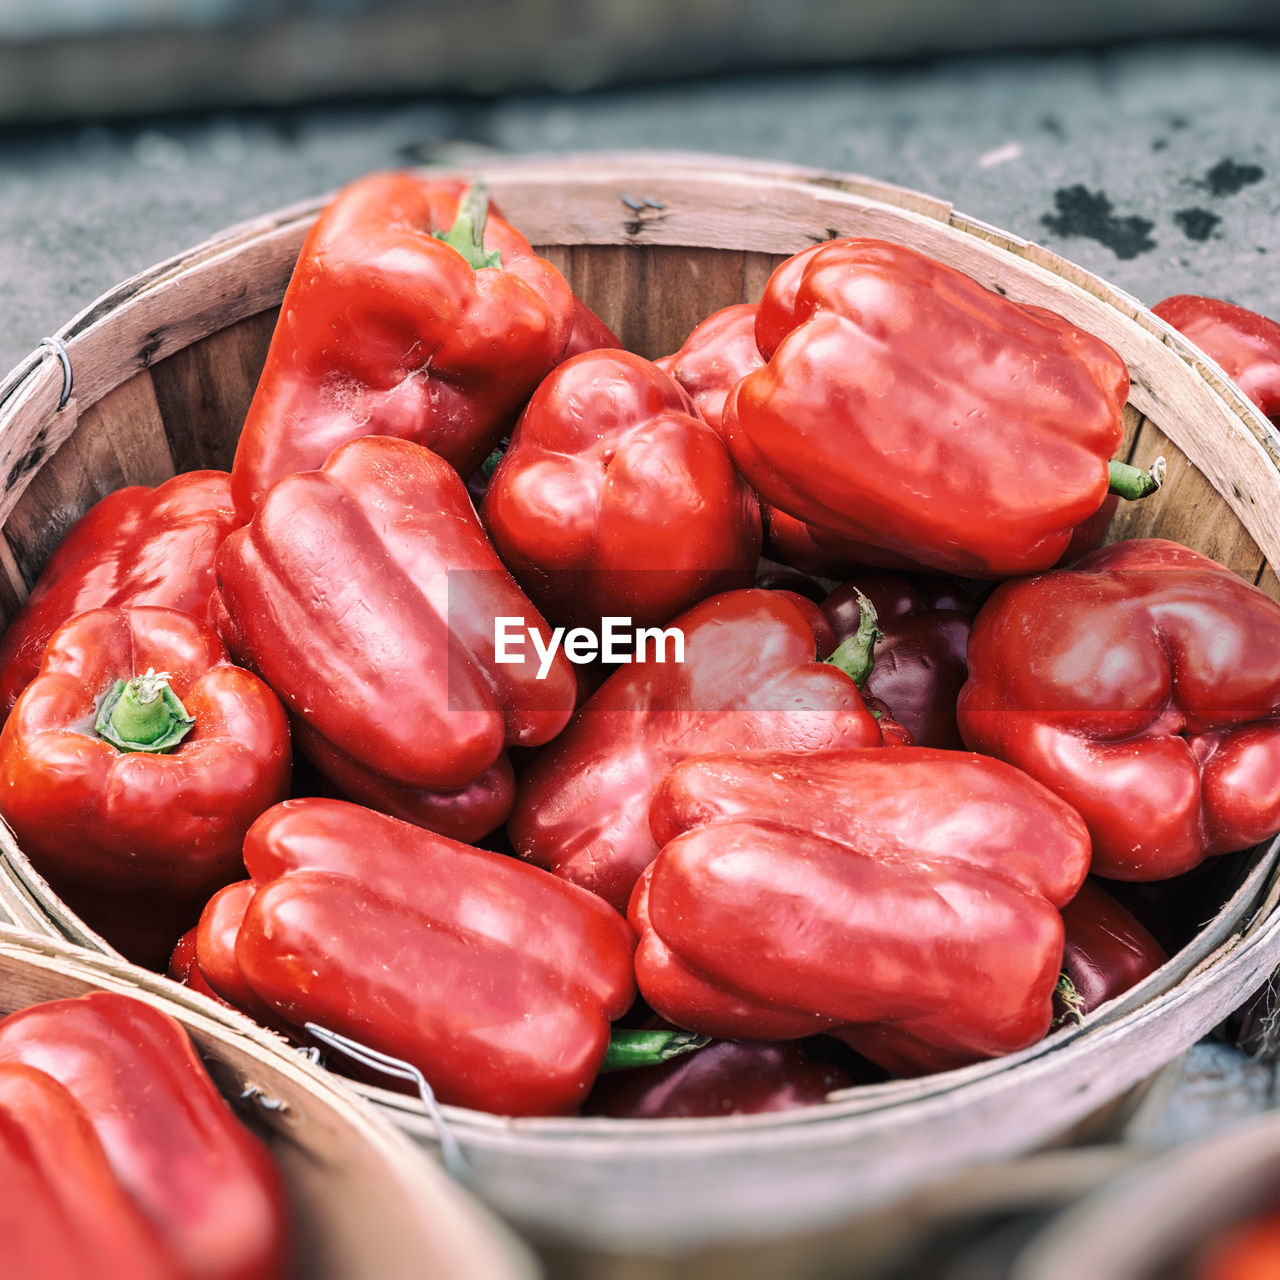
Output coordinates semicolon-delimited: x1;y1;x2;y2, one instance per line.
0;929;532;1279
2;151;1280;1253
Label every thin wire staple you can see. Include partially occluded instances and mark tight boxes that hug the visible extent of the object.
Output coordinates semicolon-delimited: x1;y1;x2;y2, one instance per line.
38;337;72;410
303;1023;470;1182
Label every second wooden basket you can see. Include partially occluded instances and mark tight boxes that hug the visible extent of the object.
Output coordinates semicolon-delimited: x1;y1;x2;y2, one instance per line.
1;152;1279;1252
0;929;532;1278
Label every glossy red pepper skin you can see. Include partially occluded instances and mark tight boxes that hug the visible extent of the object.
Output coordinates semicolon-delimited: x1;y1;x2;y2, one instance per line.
583;1039;853;1119
0;992;290;1280
722;239;1130;577
633;748;1090;1077
168;886;300;1040
288;717;516;844
564;297;622;360
769;482;1117;579
482;349;761;629
229;172;616;519
0;607;290;967
509;588;887;912
656;302;762;434
653;301;867;581
219;798;637;1117
654;302;859;581
0;1063;182;1280
1154;294;1280;423
958;538;1280;880
1055;879;1167;1021
822;573;976;750
215;436;575;839
168;928;236;1009
764;505;859;579
0;471;239;719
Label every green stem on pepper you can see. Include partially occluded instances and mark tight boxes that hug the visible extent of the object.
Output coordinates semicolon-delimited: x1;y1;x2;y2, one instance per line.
95;668;195;754
1053;972;1086;1028
1108;456;1166;501
825;588;881;688
433;185;502;270
599;1029;711;1073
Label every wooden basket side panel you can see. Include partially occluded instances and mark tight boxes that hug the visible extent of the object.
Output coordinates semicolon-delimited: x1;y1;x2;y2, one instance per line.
2;372;174;598
536;243;786;359
150;309;277;474
1106;415;1269;587
0;309;278;634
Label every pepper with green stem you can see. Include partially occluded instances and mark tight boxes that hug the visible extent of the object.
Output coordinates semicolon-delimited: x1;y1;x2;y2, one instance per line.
0;606;290;968
229;171;619;520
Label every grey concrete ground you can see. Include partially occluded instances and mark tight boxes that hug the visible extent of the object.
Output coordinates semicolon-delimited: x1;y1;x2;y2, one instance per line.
1;39;1279;373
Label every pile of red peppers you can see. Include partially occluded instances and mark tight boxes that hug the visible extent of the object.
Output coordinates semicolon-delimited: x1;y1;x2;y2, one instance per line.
4;168;1280;1137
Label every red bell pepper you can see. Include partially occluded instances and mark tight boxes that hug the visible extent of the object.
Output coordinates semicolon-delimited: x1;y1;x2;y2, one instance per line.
764;505;859;579
722;238;1136;576
215;435;575;840
633;747;1091;1077
168;928;237;1010
655;301;762;434
0;992;289;1280
287;717;516;845
1154;294;1280;423
583;1037;853;1119
0;471;239;719
959;537;1280;880
773;494;1121;580
230;173;617;519
509;587;892;912
0;607;290;967
208;798;637;1117
0;1063;181;1280
482;349;761;629
193;882;286;1029
821;573;976;749
1054;879;1168;1024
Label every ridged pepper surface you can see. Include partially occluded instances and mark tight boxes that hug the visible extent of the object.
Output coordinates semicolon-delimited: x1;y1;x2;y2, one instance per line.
722;238;1132;576
632;748;1091;1077
195;799;637;1117
0;1063;180;1280
509;588;892;912
0;606;289;965
959;538;1280;880
0;471;239;718
215;435;575;841
482;348;760;629
0;993;289;1280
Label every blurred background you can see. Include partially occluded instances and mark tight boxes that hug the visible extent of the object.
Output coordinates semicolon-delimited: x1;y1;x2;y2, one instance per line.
2;0;1280;118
